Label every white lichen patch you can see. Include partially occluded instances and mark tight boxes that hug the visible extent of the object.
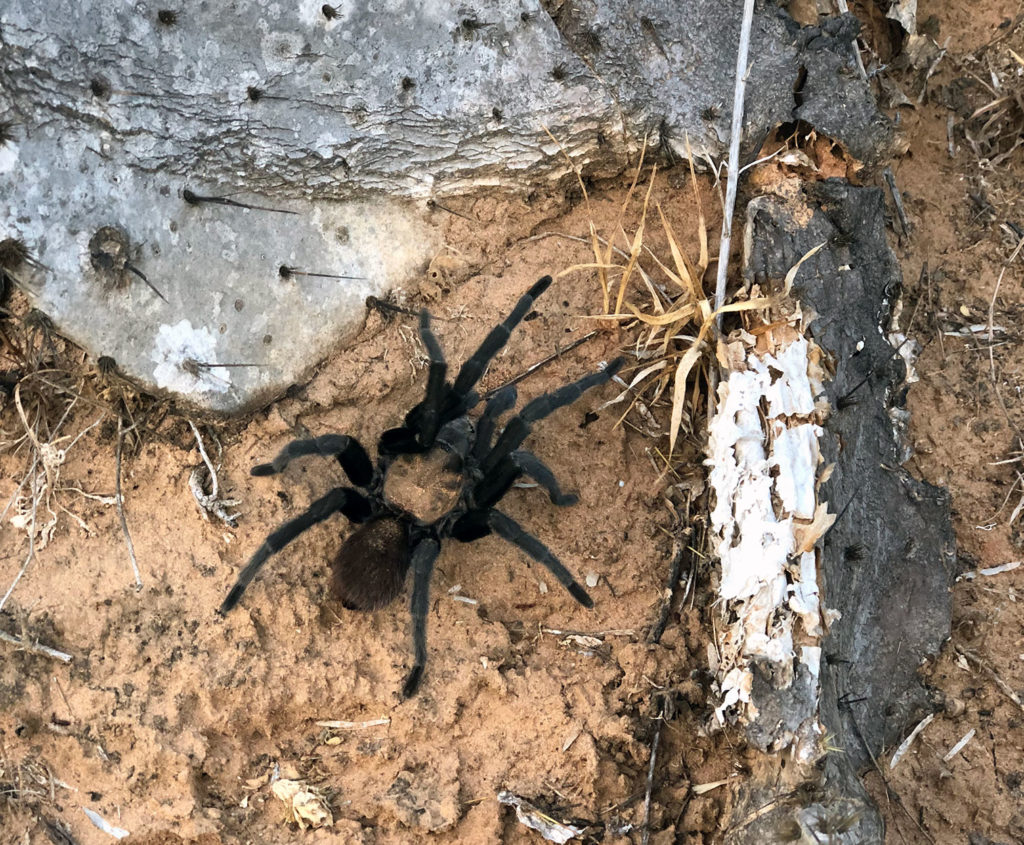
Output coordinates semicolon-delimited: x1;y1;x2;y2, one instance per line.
708;320;835;734
151;319;228;395
0;142;18;175
770;423;821;520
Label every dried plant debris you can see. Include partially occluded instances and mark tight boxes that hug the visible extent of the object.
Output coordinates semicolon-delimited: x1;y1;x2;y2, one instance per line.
554;138;772;472
187;421;240;527
498;791;586;844
83;807;130;839
553;140;842;749
270;778;333;830
1;373;111;613
0;752;67;807
726;180;954;842
945;39;1024;170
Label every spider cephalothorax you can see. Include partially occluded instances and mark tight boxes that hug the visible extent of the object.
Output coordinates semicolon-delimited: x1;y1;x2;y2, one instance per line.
219;276;625;696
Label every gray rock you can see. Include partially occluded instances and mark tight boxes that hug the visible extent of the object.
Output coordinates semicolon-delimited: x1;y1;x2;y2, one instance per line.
1;1;888;411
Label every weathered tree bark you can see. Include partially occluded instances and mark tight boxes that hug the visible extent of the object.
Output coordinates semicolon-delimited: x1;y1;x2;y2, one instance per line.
720;182;954;843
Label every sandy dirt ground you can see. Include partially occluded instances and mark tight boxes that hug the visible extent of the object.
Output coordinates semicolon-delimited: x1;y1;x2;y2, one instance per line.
0;174;733;844
2;0;1024;843
855;1;1024;842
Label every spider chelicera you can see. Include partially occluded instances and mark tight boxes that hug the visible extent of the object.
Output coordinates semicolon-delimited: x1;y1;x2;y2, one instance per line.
219;276;625;697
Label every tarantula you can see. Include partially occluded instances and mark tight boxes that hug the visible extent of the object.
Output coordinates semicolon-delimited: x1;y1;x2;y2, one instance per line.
219;276;624;697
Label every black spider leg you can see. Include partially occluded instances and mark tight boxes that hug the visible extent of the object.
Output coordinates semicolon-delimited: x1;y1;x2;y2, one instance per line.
416;309;447;447
444;275;553;419
481;357;626;475
472;456;521;510
468;450;576;514
379;311;450;456
510;450;578;505
488;509;593;607
467;385;575;505
401;537;441;698
250;434;374;486
219;487;372;614
472;385;517;463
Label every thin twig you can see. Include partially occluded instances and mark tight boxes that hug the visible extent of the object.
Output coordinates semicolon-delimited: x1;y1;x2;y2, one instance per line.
649;539;688;644
188;420;241;526
0;457;39;524
540;627;636;638
985;235;1024;441
481;331;599;399
314;718;391;729
189;420;219;497
640;699;665;845
0;471;39;613
889;713;934;769
0;629;72;663
841;680;936;844
835;0;868;78
713;0;756;321
116;416;143;591
883;168;912;237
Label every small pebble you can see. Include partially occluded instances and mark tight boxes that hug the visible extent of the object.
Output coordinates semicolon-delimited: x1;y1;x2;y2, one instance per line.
585;572;599;588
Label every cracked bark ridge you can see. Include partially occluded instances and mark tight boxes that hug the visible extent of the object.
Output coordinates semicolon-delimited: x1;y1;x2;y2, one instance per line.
1;1;891;412
729;182;954;843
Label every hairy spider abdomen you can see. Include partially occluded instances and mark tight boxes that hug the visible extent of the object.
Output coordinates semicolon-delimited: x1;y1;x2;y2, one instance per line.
331;517;410;610
382;448;463;524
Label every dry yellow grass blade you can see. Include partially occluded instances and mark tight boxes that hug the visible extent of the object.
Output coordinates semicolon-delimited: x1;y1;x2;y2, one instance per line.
660;317;692;357
605;145;649;265
555;262;620;277
643;245;689;295
614;169;657;315
657;203;700;302
781;242;826;297
626;302;697;326
633;260;667;315
668;296;774;454
668;336;708;455
615;226;646;315
684;134;709;284
541;124;590;205
600;359;670;414
591;222;610;313
597;144;650;314
541;124;610;311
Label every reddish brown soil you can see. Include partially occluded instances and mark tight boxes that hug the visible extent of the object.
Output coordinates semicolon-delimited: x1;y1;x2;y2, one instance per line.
863;1;1024;842
3;0;1024;842
1;179;735;843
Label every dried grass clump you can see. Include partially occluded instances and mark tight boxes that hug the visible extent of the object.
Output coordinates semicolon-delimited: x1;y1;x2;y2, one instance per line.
0;750;62;807
548;135;771;462
0;285;156;608
0;321;107;609
945;18;1024;228
955;30;1024;170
